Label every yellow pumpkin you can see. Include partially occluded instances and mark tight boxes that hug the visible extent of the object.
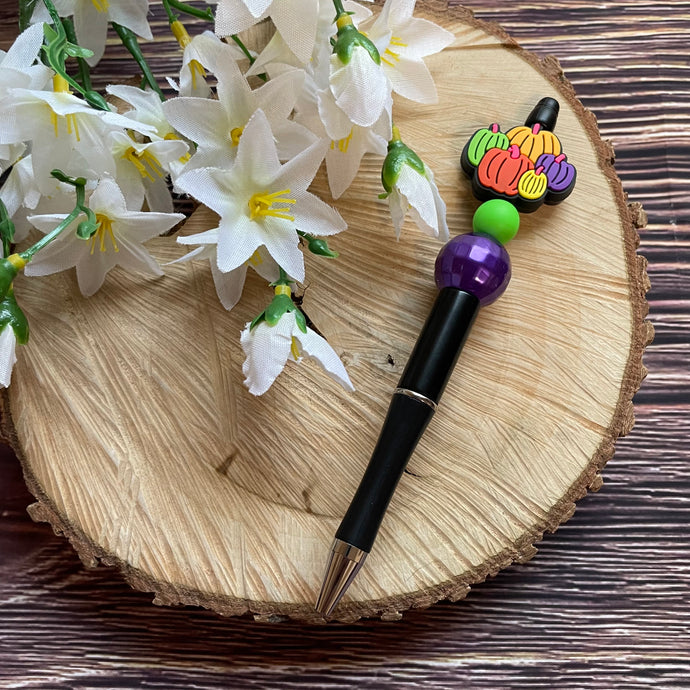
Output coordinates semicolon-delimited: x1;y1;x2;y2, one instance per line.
517;166;548;200
506;123;561;163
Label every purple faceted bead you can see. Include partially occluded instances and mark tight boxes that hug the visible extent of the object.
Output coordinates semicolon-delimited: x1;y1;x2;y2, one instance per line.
434;232;511;306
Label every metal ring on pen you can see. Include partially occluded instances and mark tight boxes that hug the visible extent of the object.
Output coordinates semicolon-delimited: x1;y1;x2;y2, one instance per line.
393;387;438;412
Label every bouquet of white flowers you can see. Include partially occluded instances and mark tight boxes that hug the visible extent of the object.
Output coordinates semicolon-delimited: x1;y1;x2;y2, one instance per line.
0;0;453;394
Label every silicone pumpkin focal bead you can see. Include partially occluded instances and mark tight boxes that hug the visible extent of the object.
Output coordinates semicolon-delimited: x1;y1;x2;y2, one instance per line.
517;166;548;201
476;144;533;197
506;122;561;163
461;123;510;174
535;152;577;203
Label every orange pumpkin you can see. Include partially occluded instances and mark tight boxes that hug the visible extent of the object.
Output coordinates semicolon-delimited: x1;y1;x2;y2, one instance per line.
476;144;534;197
506;123;561;163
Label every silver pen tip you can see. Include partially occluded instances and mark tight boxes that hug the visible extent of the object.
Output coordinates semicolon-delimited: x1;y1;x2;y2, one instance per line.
315;539;368;617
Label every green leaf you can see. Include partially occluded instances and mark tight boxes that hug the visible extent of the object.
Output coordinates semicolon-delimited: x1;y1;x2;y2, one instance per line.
0;199;16;259
294;309;308;334
0;290;29;345
19;0;41;31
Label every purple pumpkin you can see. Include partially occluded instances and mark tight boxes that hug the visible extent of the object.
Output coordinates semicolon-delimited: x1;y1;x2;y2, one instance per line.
536;152;576;193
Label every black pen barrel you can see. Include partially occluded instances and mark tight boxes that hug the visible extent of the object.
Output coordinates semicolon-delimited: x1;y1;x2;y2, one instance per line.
335;288;480;553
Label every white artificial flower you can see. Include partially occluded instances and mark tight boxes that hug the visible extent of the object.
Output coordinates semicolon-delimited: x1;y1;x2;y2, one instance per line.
317;91;390;198
0;156;43;242
0;78;155;195
247;0;372;77
329;26;391;128
0;21;51;92
215;0;319;64
241;310;354;395
172;30;244;98
387;162;448;240
32;0;153;66
174;109;345;283
0;325;18;388
162;59;315;169
359;0;455;104
25;177;184;296
172;237;279;311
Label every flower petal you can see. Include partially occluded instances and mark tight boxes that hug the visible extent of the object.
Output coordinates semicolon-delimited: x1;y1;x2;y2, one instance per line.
292;191;346;237
216;214;261;273
270;0;318;63
233;109;282;186
385;56;438;104
330;47;390;128
240;316;294;395
108;0;153;41
398;18;455;60
258;218;305;282
175;167;233;217
295;327;354;392
210;260;247;311
0;327;17;388
74;2;109;66
215;0;267;36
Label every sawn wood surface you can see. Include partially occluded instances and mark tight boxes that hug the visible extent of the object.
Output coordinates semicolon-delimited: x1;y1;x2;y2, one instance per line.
0;0;688;687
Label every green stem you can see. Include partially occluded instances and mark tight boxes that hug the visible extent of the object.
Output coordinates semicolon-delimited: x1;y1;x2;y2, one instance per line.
161;0;178;24
168;0;214;21
61;17;92;91
112;23;165;100
332;0;347;18
231;34;255;64
0;199;15;259
20;205;82;262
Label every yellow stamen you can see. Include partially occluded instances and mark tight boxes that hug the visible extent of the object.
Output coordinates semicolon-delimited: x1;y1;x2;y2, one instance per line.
171;20;191;48
89;214;119;255
274;284;291;297
290;336;300;360
230;126;244;146
164;132;191;163
91;0;109;11
331;129;354;154
50;76;81;141
389;36;408;48
189;59;206;90
248;249;263;266
122;146;164;181
248;189;296;222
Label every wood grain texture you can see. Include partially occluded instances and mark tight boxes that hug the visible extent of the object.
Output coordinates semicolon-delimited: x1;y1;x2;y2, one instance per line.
0;0;687;687
1;3;648;623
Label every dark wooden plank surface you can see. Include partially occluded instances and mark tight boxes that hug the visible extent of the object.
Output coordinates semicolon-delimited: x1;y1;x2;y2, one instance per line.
1;1;688;687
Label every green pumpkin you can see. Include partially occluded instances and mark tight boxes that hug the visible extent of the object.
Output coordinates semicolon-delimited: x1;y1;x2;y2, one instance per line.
465;123;509;166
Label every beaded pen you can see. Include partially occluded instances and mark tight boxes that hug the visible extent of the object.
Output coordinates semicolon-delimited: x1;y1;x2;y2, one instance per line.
316;98;577;617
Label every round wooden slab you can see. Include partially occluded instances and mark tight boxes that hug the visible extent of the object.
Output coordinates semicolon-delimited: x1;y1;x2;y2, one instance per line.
1;3;650;623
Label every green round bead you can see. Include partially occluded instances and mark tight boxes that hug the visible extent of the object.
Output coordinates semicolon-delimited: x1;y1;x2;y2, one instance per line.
472;199;520;245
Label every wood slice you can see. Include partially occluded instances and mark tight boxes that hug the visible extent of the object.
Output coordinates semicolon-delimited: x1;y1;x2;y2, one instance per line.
0;3;650;623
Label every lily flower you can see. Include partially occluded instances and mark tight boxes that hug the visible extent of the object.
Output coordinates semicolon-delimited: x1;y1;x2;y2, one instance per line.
359;0;455;104
25;177;183;296
162;59;316;170
172;238;280;311
381;126;448;240
215;0;319;64
174;109;345;283
329;13;391;128
32;0;153;66
241;306;354;396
